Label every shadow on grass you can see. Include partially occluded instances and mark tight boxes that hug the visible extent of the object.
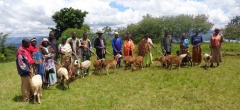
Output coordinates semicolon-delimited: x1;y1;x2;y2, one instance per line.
13;95;23;102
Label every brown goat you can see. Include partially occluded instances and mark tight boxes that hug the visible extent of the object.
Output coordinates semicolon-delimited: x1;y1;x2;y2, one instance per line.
105;54;122;75
152;55;172;69
132;56;144;71
166;56;183;70
123;56;135;70
93;58;106;75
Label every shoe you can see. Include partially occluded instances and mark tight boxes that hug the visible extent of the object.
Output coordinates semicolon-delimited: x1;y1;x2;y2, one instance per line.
84;71;88;75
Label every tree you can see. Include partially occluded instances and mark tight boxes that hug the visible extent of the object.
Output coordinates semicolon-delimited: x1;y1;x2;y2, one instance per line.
51;7;88;39
0;32;9;54
116;14;213;43
102;26;113;39
223;15;240;42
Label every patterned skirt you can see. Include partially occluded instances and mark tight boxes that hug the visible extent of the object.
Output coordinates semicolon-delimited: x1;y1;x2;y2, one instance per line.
192;46;202;63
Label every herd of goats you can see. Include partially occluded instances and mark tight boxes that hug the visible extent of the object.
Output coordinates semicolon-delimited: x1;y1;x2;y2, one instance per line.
29;51;212;104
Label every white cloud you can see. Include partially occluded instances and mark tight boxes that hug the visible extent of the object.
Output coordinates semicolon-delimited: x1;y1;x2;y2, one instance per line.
0;0;239;37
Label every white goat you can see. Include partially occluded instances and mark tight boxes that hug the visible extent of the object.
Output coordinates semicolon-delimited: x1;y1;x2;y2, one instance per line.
31;74;42;104
57;67;69;89
78;60;91;78
203;53;212;68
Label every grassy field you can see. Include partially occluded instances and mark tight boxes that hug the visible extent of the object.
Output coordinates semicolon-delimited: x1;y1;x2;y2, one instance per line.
0;42;240;109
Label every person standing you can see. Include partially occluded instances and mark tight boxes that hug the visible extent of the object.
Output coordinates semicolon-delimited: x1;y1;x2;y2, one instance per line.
79;32;93;75
58;36;72;64
138;34;153;67
16;38;36;102
112;32;122;67
29;38;38;54
191;30;203;66
67;32;81;62
123;32;135;57
180;33;189;54
80;32;92;61
210;28;224;67
38;38;57;86
94;31;106;59
161;30;173;56
48;32;58;61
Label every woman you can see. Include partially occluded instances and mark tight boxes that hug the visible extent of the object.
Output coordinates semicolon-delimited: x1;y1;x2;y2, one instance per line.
58;36;72;64
123;32;135;57
180;33;189;54
210;28;224;67
38;38;57;86
191;30;203;66
138;34;153;67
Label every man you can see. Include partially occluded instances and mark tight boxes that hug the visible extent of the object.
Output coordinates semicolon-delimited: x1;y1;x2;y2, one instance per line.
16;38;36;102
67;32;81;62
80;32;92;75
123;32;135;57
112;32;122;67
94;31;106;59
191;30;203;66
80;32;92;61
48;32;58;61
161;30;173;56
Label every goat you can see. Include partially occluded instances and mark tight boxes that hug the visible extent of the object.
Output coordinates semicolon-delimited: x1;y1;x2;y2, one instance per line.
203;53;212;68
122;56;135;70
132;56;144;71
105;54;122;75
78;60;91;78
176;51;192;67
93;58;106;75
166;56;183;70
152;55;172;69
31;74;42;104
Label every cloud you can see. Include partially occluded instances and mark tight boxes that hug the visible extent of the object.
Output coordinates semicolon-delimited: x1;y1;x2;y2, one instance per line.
0;0;239;37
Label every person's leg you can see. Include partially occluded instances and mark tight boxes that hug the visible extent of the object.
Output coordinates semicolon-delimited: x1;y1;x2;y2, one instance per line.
21;76;31;102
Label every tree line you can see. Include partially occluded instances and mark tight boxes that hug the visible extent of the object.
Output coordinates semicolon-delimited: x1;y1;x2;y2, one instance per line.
0;7;239;63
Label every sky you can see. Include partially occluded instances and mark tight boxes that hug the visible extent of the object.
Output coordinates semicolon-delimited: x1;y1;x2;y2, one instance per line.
0;0;239;38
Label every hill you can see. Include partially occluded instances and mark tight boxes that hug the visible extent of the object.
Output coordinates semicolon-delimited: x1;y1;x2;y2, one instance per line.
5;36;47;47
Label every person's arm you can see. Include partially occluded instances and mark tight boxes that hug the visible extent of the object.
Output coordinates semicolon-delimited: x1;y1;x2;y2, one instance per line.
120;38;123;51
112;39;117;52
17;54;31;75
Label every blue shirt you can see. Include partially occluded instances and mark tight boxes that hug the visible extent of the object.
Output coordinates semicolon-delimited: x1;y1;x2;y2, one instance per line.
191;35;203;46
112;37;122;51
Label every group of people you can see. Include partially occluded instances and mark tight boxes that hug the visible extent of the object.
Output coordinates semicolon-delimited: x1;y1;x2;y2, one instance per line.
16;28;224;102
179;28;224;67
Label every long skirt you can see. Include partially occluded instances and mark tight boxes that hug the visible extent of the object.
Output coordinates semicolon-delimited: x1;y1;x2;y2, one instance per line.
144;52;153;65
192;46;202;63
211;47;222;63
44;59;57;85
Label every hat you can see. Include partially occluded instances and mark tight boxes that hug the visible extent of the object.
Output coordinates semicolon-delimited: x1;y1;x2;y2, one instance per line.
30;38;37;42
114;32;118;35
62;36;68;40
96;31;103;34
182;33;186;37
42;38;48;42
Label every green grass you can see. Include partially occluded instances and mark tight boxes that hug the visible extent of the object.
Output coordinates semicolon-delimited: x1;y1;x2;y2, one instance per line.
0;43;240;109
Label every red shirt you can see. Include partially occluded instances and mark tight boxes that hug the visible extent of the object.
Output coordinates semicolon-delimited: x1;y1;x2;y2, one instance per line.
21;46;35;65
28;45;38;54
